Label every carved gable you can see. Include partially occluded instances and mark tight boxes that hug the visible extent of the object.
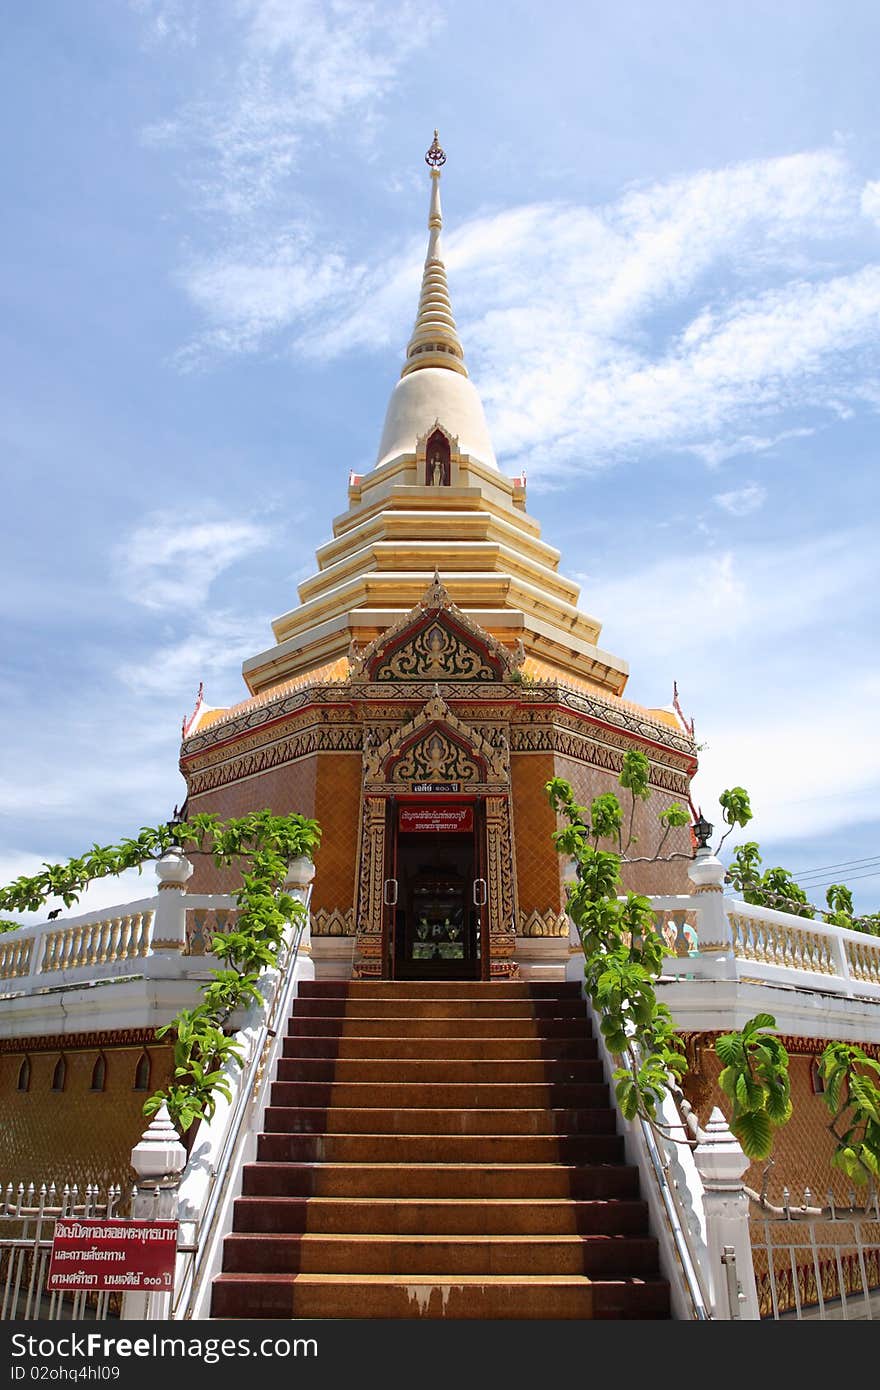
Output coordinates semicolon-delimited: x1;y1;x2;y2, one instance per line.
349;573;524;683
364;690;509;787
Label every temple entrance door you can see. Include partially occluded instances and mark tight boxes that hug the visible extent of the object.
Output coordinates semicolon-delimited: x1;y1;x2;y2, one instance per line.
391;804;482;980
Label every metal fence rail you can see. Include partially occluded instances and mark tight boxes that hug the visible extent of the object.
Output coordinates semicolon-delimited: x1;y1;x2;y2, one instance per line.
0;1182;125;1321
750;1187;880;1320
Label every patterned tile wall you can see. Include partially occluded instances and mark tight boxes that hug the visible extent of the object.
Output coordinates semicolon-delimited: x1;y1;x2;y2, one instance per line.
554;754;693;895
0;1045;174;1194
510;753;563;915
185;756;318;892
682;1045;856;1205
312;754;362;914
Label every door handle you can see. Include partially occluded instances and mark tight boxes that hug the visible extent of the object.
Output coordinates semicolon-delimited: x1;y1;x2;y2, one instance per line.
472;878;487;907
383;879;398;906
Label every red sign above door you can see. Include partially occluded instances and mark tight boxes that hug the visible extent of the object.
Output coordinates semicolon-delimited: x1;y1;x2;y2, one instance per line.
399;805;474;834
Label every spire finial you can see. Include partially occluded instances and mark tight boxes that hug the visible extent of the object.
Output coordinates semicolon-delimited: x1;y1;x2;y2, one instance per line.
400;132;466;379
425;130;446;168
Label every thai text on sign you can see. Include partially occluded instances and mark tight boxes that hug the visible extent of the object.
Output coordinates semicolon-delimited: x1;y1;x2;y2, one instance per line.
47;1219;178;1292
399;805;474;834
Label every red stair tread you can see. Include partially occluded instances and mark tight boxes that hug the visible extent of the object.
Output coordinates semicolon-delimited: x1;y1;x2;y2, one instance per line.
211;982;669;1320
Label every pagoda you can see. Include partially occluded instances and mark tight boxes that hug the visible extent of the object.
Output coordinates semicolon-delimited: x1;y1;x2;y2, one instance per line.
180;133;697;982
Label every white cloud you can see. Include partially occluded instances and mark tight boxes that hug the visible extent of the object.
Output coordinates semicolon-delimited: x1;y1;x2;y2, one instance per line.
685;427;815;468
144;0;442;219
578;530;879;844
713;482;767;516
862;179;880;227
117;610;260;697
0;853;154;928
115;513;269;610
171;146;880;476
131;0;199;48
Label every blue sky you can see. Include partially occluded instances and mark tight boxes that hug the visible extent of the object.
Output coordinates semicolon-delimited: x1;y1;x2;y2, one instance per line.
2;0;879;916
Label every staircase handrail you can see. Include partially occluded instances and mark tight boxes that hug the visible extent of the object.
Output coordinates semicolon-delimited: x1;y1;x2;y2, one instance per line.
580;986;711;1319
169;878;313;1320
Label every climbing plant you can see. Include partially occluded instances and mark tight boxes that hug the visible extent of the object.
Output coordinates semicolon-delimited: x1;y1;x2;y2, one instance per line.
0;810;321;1134
545;758;768;1152
714;1014;792;1161
817;1042;880;1185
726;842;879;935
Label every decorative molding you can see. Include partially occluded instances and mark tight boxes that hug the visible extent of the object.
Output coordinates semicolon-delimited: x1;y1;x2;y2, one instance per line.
519;908;569;938
364;691;509;785
0;1029;167;1054
187;724;361;796
678;1031;880;1062
486;795;518;961
349;574;516;684
181;674;695;765
354;797;387;942
312;908;355;937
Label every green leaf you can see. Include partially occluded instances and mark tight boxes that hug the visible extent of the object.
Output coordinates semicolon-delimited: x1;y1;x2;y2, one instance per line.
742;1012;776;1036
731;1108;774;1160
715;1033;745;1068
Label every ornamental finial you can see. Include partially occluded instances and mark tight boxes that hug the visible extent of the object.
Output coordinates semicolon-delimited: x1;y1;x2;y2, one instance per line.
425;130;446;168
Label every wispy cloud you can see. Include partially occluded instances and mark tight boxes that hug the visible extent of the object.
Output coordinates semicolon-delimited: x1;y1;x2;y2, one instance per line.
578;529;878;843
117;610;260;697
862;179;880;227
131;0;199;48
170;146;880;477
115;512;269;610
143;0;442;219
713;482;767;516
684;427;815;468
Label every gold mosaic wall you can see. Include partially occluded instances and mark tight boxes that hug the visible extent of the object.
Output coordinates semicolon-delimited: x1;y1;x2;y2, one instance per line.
0;1042;174;1194
311;753;362;917
185;755;318;893
554;754;692;894
682;1043;856;1205
510;753;563;916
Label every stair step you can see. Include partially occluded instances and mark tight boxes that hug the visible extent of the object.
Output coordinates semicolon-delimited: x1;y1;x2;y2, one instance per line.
255;1132;622;1165
220;1232;659;1276
230;1195;651;1236
268;1081;609;1109
282;1035;598;1060
291;998;587;1018
239;1163;638;1200
210;1272;670;1320
212;979;667;1320
298;980;583;999
263;1105;618;1135
287;1015;589;1039
274;1058;605;1084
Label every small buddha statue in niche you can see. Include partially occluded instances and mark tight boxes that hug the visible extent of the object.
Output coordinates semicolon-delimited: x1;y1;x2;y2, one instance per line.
429;452;444;485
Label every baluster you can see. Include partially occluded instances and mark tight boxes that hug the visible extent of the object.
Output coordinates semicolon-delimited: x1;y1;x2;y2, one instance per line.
137;911;152;957
59;928;75;970
42;932;59;972
117;917;133;961
106;917;120;962
97;918;112;964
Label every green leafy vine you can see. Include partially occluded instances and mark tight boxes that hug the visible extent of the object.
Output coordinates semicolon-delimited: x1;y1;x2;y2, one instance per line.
0;810;321;1135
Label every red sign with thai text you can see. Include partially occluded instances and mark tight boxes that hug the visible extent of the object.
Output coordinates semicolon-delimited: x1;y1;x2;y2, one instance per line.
47;1218;178;1293
399;805;473;834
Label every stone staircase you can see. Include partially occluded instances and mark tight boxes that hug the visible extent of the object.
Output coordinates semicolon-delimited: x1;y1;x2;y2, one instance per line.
210;980;669;1318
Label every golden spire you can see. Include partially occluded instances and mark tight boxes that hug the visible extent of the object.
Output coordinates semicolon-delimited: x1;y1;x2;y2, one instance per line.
400;131;468;379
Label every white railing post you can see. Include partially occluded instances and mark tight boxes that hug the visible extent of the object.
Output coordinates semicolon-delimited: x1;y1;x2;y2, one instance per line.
687;849;733;955
144;850;194;973
121;1105;187;1321
285;855;316;983
693;1108;760;1320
